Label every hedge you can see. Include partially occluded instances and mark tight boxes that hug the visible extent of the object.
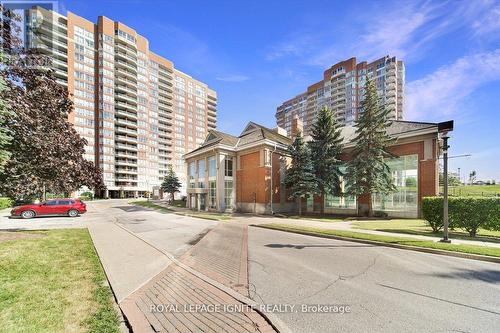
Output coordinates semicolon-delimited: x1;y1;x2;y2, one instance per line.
422;197;500;236
0;197;13;210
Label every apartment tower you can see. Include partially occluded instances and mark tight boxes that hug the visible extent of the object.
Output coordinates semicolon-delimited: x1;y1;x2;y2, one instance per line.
24;6;217;198
276;56;404;136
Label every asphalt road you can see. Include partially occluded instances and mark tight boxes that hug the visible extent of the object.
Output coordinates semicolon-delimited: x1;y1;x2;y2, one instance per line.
248;226;500;333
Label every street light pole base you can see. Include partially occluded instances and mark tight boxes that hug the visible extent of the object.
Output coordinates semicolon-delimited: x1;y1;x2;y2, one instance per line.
439;239;451;243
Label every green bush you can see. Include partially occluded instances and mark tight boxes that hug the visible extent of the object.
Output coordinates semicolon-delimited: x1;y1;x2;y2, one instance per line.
422;197;500;237
80;191;94;201
0;197;13;210
422;197;444;232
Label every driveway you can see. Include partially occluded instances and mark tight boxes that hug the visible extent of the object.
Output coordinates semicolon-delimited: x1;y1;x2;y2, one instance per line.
248;226;500;333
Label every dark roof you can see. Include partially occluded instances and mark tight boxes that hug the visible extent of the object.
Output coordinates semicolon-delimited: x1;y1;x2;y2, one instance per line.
185;122;291;157
239;122;291;146
340;120;438;144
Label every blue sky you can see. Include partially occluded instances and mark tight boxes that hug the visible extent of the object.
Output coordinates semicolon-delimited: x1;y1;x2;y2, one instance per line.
60;0;500;181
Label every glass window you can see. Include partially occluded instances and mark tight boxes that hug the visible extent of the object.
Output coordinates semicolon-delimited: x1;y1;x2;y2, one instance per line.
45;200;58;206
224;180;233;209
198;159;206;179
208;156;216;178
372;154;418;214
225;158;233;177
324;166;356;209
188;161;196;180
209;180;217;209
58;200;71;205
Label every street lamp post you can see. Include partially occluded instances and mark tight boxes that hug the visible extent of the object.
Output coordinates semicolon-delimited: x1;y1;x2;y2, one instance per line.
438;121;454;243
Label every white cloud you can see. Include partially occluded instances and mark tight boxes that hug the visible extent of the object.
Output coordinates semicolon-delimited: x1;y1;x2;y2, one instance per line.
406;49;500;120
472;4;500;36
215;74;249;82
266;0;498;67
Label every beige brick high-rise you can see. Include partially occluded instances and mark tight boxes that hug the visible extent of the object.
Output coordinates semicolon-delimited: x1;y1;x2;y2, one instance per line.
25;6;217;198
276;56;404;136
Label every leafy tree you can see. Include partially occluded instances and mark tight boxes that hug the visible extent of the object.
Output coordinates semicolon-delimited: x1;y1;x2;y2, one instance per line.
161;166;182;202
0;51;11;172
0;7;104;199
344;77;396;217
309;106;344;215
285;131;318;216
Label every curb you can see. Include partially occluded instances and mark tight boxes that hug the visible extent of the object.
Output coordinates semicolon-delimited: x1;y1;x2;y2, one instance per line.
114;221;292;333
252;224;500;264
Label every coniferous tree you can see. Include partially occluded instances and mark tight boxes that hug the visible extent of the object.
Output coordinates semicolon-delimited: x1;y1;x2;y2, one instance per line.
285;131;318;216
309;106;344;215
161;166;182;202
0;7;105;199
344;77;396;216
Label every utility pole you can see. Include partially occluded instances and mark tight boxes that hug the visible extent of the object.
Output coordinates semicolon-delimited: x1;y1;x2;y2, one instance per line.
438;121;454;243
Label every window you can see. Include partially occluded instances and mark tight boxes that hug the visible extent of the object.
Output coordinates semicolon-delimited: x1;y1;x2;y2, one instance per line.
224;180;233;209
58;200;71;205
324;166;356;210
209;180;216;209
224;158;233;177
45;200;58;206
372;154;418;214
208;156;216;178
188;161;196;179
198;159;206;179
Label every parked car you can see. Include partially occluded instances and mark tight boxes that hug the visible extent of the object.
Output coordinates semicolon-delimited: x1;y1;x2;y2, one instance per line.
10;199;87;219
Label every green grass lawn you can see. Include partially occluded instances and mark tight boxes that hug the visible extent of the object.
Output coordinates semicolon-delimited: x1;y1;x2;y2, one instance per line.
260;224;500;258
0;229;119;333
443;184;500;197
352;219;500;242
286;215;344;222
171;200;186;208
130;200;173;212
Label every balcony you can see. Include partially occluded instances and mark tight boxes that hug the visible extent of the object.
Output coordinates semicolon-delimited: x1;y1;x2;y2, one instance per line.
116;92;137;105
115;109;138;120
116;143;138;151
115;126;137;136
115;84;137;98
115;100;137;112
115;150;138;159
115;159;137;167
116;118;138;128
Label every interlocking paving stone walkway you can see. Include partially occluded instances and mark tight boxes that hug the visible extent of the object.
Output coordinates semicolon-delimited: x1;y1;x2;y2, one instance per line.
120;223;276;333
180;224;249;296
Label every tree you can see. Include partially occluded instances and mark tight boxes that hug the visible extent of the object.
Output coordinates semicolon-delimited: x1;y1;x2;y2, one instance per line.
344;77;396;217
0;51;11;172
0;7;104;199
285;131;318;216
309;106;344;215
161;166;182;202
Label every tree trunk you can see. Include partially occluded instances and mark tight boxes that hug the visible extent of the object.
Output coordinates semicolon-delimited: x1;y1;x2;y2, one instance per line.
320;191;325;216
367;193;373;217
298;198;302;216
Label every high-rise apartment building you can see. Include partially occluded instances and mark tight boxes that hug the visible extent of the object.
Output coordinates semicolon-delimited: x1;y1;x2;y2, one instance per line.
276;56;404;136
24;6;216;197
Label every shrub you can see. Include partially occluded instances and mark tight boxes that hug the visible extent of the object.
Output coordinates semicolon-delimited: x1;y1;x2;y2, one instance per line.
80;191;94;201
422;197;500;237
0;197;13;210
422;197;443;232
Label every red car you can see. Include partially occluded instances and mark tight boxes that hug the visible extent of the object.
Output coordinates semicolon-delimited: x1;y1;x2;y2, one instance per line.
10;199;87;219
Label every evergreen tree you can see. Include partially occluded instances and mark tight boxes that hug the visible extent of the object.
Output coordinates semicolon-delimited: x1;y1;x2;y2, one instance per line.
0;7;105;199
161;166;182;202
344;77;396;216
285;131;318;216
309;106;344;215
